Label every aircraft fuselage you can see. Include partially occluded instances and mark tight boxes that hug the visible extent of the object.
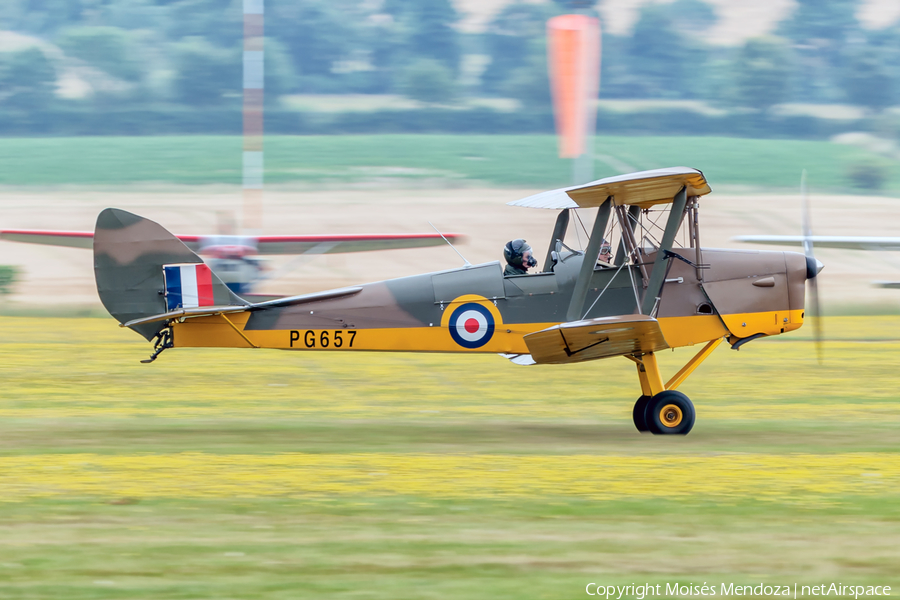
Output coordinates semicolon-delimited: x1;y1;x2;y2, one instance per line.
171;247;808;354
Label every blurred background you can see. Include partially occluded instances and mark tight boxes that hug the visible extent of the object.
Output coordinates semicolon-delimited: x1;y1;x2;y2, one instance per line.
2;0;900;311
0;0;898;140
2;2;900;598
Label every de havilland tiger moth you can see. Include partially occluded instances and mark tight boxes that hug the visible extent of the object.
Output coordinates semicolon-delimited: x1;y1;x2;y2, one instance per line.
93;167;823;435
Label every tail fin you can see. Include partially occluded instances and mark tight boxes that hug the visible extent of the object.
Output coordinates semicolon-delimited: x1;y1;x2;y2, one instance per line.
93;208;246;341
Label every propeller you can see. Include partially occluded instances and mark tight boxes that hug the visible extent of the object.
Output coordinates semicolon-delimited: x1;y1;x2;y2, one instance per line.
800;169;825;363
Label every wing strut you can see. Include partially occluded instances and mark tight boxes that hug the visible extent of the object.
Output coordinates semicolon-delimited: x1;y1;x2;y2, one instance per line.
543;209;570;273
640;187;689;315
614;205;641;269
566;198;612;321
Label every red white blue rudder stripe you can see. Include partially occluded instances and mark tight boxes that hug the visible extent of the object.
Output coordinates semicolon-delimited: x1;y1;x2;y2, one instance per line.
164;263;215;310
448;302;495;349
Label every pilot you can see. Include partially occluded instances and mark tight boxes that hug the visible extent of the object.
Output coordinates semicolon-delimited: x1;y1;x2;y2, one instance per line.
503;239;537;276
597;239;613;267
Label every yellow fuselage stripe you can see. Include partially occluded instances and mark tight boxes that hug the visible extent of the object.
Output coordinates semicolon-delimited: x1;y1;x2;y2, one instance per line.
171;310;805;353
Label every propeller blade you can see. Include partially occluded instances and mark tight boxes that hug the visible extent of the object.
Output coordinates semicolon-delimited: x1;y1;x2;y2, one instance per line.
800;169;813;259
800;169;823;364
809;273;823;364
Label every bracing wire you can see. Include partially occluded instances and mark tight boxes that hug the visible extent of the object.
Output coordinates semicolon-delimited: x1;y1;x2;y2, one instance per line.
581;260;629;320
573;209;591;251
642;209;667;247
638;206;689;251
626;256;642;313
646;206;688;249
572;209;584;250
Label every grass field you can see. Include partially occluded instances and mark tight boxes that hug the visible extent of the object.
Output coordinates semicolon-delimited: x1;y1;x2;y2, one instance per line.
1;316;899;598
1;135;898;192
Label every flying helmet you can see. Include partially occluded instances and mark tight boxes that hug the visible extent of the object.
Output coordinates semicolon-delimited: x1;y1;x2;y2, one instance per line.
504;239;537;267
599;238;612;259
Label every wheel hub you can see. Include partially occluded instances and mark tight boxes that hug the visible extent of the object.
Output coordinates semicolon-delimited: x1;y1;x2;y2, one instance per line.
659;404;683;427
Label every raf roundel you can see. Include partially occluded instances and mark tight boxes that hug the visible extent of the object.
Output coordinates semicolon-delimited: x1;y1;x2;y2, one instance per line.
448;302;495;349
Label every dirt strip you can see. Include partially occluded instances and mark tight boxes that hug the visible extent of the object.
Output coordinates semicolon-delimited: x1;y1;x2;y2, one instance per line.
1;186;898;309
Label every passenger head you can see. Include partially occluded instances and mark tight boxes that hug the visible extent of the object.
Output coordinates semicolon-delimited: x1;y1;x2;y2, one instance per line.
504;239;536;270
599;239;612;262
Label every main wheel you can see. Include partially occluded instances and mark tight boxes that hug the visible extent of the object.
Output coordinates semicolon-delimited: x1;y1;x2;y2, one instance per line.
644;390;695;435
632;395;651;432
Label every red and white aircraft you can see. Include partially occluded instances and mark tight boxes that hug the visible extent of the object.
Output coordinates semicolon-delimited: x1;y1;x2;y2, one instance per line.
1;228;465;294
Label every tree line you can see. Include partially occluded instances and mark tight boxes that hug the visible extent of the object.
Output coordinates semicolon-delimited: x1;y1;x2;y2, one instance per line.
0;0;897;120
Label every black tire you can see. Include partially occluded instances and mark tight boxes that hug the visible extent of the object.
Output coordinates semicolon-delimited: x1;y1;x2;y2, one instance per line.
644;390;695;435
633;395;651;432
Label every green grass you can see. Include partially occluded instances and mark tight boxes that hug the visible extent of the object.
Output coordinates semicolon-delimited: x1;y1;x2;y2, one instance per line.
1;498;898;600
0;135;897;191
2;316;900;598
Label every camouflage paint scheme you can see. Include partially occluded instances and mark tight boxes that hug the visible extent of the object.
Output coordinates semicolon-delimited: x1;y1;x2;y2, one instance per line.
93;167;820;435
94;212;808;357
93;208;243;342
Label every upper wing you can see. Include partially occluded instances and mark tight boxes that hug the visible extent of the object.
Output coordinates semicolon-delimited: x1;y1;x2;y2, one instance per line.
508;167;711;210
1;230;464;255
733;235;900;251
252;233;464;255
524;314;669;365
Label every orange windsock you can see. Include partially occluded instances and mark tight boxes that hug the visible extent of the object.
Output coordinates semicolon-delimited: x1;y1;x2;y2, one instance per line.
547;15;601;158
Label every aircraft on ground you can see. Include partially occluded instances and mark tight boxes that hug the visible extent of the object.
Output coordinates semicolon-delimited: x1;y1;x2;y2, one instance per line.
92;167;822;436
1;228;464;294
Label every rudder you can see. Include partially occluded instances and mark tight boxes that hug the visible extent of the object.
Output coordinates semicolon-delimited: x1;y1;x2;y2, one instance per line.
93;208;245;341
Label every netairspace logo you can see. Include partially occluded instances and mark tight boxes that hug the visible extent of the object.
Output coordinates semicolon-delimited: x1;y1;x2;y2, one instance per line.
585;583;893;599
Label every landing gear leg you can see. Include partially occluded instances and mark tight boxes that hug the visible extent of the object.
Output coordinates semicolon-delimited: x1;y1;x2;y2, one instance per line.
631;351;665;433
629;340;721;435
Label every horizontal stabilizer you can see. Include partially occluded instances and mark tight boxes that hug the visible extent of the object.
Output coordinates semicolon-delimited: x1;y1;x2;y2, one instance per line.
524;315;669;364
120;286;366;329
121;305;249;329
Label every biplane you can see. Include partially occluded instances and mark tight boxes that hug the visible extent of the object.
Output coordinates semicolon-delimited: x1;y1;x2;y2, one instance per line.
1;227;463;295
93;167;822;435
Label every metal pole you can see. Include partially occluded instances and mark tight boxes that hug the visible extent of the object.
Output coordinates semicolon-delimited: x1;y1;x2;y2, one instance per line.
571;146;594;185
243;0;264;232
